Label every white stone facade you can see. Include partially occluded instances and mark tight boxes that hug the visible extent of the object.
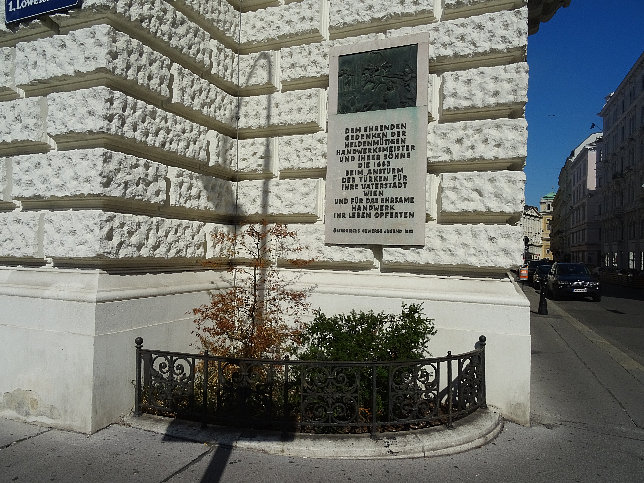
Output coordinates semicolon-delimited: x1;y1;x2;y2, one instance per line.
0;0;568;432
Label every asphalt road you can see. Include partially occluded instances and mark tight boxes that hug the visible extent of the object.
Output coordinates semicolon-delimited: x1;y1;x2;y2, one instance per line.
1;284;643;482
524;281;644;367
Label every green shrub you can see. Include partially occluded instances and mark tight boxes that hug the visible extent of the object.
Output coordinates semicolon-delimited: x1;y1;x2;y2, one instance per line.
296;303;436;361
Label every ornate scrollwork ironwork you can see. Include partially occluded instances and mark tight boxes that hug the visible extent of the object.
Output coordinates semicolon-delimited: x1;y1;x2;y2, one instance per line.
300;365;361;425
458;354;483;410
389;363;439;422
143;353;195;414
135;337;487;433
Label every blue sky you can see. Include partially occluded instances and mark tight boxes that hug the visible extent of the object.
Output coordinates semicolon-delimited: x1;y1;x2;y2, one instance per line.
525;0;644;207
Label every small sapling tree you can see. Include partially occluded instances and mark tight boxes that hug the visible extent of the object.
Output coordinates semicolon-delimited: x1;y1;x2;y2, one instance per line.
193;221;312;359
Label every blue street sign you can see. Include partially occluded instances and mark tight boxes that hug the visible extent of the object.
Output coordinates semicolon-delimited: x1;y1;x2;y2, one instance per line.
5;0;81;24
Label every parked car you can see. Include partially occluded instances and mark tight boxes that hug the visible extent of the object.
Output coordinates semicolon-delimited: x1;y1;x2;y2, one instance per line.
527;259;553;285
526;260;544;284
532;264;552;289
546;262;601;301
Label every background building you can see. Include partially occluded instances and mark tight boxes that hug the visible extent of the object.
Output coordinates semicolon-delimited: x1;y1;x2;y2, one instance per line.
551;133;603;265
539;192;555;259
597;52;644;271
519;205;542;261
0;1;569;432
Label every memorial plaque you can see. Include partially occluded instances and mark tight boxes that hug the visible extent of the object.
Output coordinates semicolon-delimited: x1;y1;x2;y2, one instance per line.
338;44;418;114
325;37;428;246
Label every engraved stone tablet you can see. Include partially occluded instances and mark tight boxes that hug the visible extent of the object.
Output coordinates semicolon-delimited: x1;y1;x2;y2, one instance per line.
326;36;428;246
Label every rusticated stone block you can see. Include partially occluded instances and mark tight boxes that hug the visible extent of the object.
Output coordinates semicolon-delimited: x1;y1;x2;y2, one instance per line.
14;25;172;98
241;0;322;46
170;64;237;125
278;132;327;173
237;89;325;130
442;63;528;114
206;132;276;173
0;97;48;146
0;211;41;257
42;211;206;259
210;40;238;85
167;167;236;214
47;87;209;163
0;47;17;99
329;0;435;35
427;118;527;165
443;0;521;18
382;224;523;269
12;149;167;203
239;51;279;90
440;171;526;214
117;0;214;71
431;8;527;61
236;178;321;217
203;222;235;259
237;137;277;173
0;157;9;200
444;0;503;8
206;131;236;170
180;0;239;41
282;223;374;266
208;51;275;93
396;9;527;66
425;174;440;219
280;41;331;84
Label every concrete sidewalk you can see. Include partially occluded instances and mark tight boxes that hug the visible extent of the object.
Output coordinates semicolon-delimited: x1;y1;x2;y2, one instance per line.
1;286;642;482
120;409;502;460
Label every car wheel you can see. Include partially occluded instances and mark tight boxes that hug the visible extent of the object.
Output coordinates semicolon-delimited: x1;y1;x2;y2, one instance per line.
592;294;601;302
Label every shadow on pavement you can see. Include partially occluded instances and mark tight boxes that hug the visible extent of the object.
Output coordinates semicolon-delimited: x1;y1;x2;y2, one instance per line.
158;417;297;482
199;445;232;483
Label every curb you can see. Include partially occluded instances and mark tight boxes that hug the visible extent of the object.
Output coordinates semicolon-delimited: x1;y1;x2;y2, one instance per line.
122;409;503;459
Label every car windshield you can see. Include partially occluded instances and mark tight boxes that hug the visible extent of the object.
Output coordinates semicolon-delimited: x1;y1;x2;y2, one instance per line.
537;265;551;274
558;264;589;276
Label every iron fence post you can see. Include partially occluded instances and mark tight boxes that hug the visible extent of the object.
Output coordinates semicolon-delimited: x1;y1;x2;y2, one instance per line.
299;363;305;429
387;365;393;422
457;357;464;412
216;360;222;414
134;337;143;417
371;364;377;435
479;335;487;408
447;351;453;429
283;356;290;428
202;351;209;428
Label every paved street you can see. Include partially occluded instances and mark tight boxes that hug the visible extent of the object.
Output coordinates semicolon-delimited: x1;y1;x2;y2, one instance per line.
1;284;643;482
524;281;644;367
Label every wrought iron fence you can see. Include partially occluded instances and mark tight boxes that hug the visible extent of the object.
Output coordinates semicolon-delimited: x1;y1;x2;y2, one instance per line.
134;336;486;433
